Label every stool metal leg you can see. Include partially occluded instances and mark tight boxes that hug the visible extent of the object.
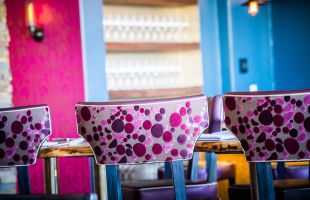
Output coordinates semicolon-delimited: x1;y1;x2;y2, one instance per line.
172;160;187;200
228;177;236;186
94;163;107;200
44;157;59;194
17;166;31;194
308;161;310;180
106;165;122;200
164;162;172;179
276;162;286;180
250;162;275;200
188;152;199;181
206;152;217;183
89;157;96;193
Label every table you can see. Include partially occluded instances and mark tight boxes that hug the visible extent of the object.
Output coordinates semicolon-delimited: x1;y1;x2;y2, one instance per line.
38;140;243;199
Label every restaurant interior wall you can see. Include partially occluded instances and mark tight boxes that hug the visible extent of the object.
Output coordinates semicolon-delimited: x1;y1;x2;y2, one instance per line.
103;4;203;95
207;0;310;93
6;0;92;194
80;0;108;101
198;0;222;96
200;0;275;95
271;0;310;90
228;0;274;92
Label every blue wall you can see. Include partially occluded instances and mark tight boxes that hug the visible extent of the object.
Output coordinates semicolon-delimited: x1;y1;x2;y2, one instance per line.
272;0;310;90
199;0;275;94
228;0;274;91
198;0;223;96
217;0;232;93
79;0;109;101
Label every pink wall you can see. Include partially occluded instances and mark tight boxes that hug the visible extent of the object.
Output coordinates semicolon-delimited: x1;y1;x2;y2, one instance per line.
6;0;91;194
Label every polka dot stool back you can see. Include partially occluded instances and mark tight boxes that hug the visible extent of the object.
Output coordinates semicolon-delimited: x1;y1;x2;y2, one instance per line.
223;90;310;162
75;95;208;165
0;105;51;166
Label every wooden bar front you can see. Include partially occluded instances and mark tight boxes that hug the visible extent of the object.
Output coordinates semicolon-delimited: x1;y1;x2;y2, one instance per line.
39;140;243;158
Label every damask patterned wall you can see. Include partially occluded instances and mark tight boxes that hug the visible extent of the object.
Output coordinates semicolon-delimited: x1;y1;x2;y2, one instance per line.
6;0;91;194
0;0;12;108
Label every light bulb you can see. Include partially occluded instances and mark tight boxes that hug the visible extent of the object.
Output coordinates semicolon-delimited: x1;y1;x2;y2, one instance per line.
248;1;259;16
26;2;35;26
25;1;44;42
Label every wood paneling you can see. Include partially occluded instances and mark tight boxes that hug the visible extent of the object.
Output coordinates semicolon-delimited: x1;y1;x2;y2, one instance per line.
104;0;197;7
106;42;200;52
109;87;203;100
39;140;242;158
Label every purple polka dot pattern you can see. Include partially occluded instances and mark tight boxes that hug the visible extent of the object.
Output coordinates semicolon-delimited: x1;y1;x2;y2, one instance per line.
76;95;208;165
224;91;310;162
0;105;51;166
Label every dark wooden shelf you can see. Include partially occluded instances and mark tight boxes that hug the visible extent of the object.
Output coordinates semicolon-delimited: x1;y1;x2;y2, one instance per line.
106;42;200;52
109;87;203;100
104;0;197;7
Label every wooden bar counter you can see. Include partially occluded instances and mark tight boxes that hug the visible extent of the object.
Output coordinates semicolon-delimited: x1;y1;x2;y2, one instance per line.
39;140;243;158
38;138;243;199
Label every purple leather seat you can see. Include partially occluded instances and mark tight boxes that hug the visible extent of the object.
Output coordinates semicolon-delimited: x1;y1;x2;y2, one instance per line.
122;179;217;200
281;166;309;179
0;194;98;200
273;165;309;179
229;179;310;200
229;164;310;200
157;162;236;183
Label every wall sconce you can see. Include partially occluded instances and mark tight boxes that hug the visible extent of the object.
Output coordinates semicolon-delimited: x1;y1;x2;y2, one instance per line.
26;0;44;42
242;0;265;16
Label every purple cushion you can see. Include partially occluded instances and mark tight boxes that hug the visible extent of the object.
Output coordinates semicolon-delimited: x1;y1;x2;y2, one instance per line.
285;166;309;179
217;162;236;181
0;194;98;200
273;165;309;179
157;166;207;180
229;179;310;200
157;162;236;181
122;179;217;200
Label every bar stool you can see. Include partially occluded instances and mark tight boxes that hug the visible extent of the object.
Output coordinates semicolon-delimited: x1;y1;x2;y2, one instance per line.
0;105;51;194
158;95;236;185
76;95;217;200
0;105;98;200
223;90;310;200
